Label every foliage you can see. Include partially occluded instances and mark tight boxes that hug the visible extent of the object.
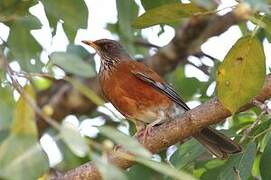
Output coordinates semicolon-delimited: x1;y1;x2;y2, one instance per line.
41;0;88;42
0;85;48;180
49;51;95;78
0;0;270;179
132;3;206;29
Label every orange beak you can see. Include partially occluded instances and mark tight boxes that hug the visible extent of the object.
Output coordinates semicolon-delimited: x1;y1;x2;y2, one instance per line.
81;40;99;50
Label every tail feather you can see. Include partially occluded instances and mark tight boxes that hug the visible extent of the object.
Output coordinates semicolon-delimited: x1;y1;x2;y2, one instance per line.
194;127;242;159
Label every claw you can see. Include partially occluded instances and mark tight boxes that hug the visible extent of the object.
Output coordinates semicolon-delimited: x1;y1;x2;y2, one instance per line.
142;124;154;144
134;125;152;144
134;120;162;144
142;118;166;143
134;120;146;138
135;128;145;138
113;144;122;151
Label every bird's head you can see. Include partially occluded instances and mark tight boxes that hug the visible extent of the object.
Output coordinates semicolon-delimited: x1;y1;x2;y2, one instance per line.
82;39;130;70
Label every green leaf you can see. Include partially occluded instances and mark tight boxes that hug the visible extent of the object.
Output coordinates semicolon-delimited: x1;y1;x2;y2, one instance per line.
60;123;89;157
116;0;139;54
135;157;195;180
7;15;42;72
92;154;127;180
190;0;218;10
126;164;160;180
0;85;49;180
252;154;261;177
67;44;96;73
98;126;151;159
0;86;15;131
56;139;89;171
116;0;138;39
140;0;179;10
260;136;271;179
32;77;52;91
216;36;266;113
217;142;256;180
67;44;92;59
258;131;271;152
0;130;9;144
198;159;225;180
231;111;257;130
0;135;49;180
239;22;250;36
133;3;206;29
252;14;271;42
170;139;205;169
251;118;271;141
0;0;37;22
42;0;88;41
50;52;95;78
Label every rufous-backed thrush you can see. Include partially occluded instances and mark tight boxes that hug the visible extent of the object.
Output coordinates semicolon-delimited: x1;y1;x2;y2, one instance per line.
82;39;242;158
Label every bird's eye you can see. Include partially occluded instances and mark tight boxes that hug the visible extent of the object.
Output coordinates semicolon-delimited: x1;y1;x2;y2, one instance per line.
104;43;114;50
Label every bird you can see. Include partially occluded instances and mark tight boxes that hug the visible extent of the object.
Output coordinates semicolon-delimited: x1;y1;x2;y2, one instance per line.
82;39;242;159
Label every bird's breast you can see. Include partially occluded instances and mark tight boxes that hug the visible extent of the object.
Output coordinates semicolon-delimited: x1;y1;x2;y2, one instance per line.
99;62;174;123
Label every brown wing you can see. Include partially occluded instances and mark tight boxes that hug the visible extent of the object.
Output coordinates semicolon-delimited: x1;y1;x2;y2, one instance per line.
131;70;190;111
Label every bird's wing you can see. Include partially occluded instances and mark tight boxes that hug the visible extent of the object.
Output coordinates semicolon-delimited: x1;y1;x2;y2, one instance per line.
132;71;190;111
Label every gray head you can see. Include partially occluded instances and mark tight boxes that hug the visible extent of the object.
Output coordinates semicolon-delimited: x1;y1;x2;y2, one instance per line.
82;39;130;65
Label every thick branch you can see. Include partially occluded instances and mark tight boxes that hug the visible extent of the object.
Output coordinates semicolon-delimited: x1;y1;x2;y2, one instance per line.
38;9;247;133
55;75;271;180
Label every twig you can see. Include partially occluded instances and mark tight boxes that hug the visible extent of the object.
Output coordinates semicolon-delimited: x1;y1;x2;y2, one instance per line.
254;123;271;140
252;99;271;115
240;99;271;143
12;71;125;127
187;62;210;76
233;167;241;180
240;110;265;143
134;40;160;49
0;47;60;130
192;51;217;61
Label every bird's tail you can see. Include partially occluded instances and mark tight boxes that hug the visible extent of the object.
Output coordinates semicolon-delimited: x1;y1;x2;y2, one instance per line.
194;127;242;159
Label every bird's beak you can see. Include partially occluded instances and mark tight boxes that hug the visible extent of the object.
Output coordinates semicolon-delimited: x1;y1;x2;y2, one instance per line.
81;40;99;50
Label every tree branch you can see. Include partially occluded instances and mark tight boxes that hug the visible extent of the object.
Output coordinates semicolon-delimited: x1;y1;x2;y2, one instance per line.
53;75;271;180
37;8;248;133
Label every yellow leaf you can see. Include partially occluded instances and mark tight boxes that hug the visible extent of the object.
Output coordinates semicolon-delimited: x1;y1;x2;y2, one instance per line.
11;85;37;136
217;36;266;113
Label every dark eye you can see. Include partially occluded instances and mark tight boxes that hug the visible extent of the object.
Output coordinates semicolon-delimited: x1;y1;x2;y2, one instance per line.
104;43;114;50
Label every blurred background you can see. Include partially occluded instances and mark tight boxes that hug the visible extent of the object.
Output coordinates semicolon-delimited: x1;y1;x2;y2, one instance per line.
0;0;271;179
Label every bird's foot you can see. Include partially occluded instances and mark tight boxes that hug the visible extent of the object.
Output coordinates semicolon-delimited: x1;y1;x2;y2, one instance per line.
142;119;165;143
134;120;146;138
113;144;122;151
134;126;151;144
135;128;145;138
143;125;153;143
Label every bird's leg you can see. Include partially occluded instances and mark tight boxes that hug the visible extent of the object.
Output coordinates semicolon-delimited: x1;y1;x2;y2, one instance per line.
143;118;165;141
138;111;167;143
134;120;146;138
